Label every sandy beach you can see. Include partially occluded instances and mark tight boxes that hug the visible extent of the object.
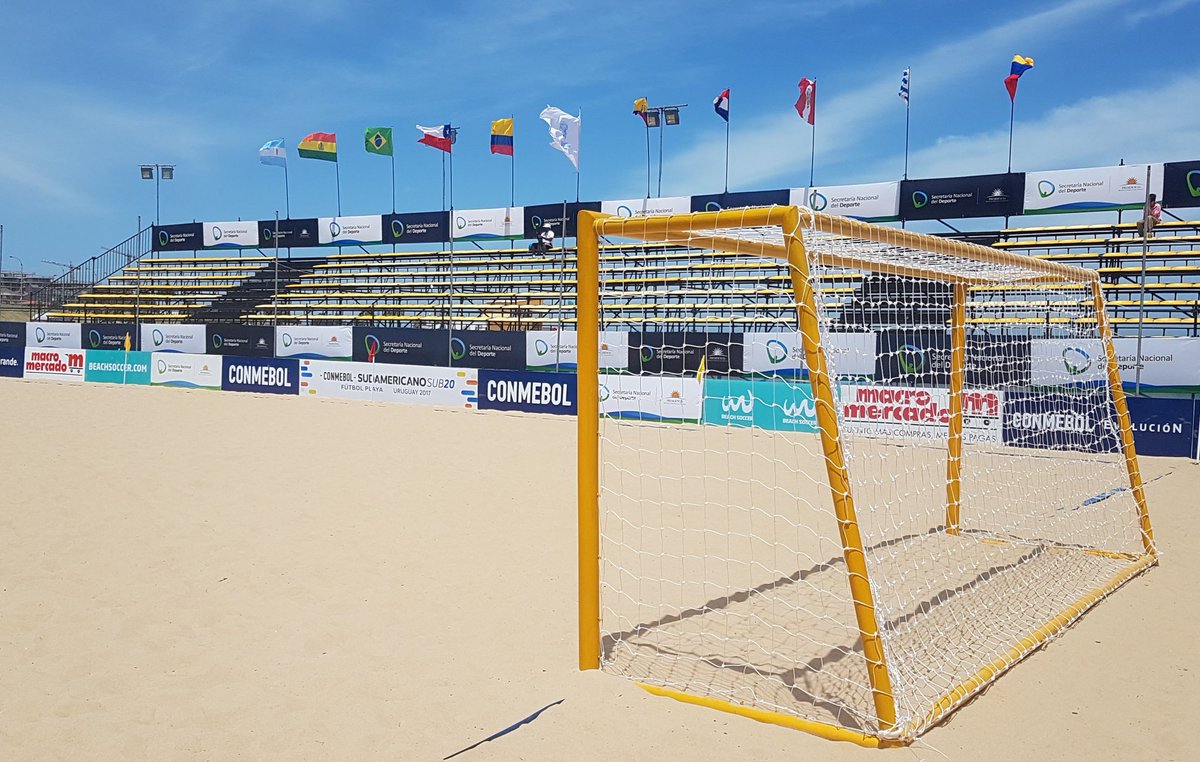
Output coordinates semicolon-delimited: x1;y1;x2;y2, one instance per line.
0;379;1196;761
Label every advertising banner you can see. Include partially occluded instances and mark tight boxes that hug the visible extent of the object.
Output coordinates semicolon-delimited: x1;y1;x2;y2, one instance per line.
875;330;951;386
477;369;576;415
383;211;450;245
1023;163;1163;214
599;331;629;371
1163;160;1200;210
703;377;818;432
599;375;702;423
449;330;525;370
690;189;790;213
275;326;352;360
600;196;691;218
744;331;875;379
1030;339;1107;387
141;323;206;354
222;356;299;395
839;384;1003;443
965;335;1032;388
1002;391;1119;454
207;324;274;356
150;353;222;389
258;218;319;248
0;346;23;377
317;215;384;246
202;220;259;249
299;359;478;408
83;323;136;351
526;330;577;370
23;347;85;382
354;327;449;365
452;207;522;241
1125;396;1197;458
0;321;25;347
790;182;901;222
522;202;602;239
899;173;1024;220
628;332;743;376
84;350;151;385
26;322;81;348
1112;337;1200;394
153;223;203;252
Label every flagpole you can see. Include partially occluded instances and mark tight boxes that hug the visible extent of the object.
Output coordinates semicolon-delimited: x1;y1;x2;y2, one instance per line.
577;106;582;203
1007;98;1015;173
809;118;816;188
510;113;516;209
645;120;652;198
449;127;456;341
391;152;396;213
657;112;664;197
335;159;342;216
723;112;730;194
903;69;911;180
284;161;291;219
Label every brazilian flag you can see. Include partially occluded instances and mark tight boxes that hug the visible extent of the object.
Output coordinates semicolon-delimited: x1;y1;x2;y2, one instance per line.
365;127;393;157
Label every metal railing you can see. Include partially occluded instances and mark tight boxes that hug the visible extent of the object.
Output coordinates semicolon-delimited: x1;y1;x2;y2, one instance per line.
29;226;154;320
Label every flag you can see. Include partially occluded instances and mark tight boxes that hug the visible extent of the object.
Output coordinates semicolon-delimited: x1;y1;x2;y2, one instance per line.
540;106;580;171
365;127;393;156
633;97;650;125
899;68;910;104
795;78;816;125
416;124;454;153
713;88;730;122
259;139;286;167
1004;55;1034;101
490;118;514;156
298;132;337;161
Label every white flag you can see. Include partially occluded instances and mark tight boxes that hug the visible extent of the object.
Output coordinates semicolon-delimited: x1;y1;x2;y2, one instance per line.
539;105;580;171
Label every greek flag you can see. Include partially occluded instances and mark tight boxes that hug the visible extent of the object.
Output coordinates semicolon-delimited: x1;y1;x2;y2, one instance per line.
899;68;910;105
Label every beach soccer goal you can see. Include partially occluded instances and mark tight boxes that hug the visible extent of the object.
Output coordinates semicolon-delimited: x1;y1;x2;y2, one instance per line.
575;205;1157;745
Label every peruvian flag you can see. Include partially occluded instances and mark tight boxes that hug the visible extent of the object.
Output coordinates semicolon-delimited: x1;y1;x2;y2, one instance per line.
794;78;816;125
416;124;454;153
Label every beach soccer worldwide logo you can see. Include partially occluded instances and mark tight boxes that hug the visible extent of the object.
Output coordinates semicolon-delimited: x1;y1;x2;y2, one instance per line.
898;343;925;374
1062;346;1092;375
722;394;754;414
450;337;466;361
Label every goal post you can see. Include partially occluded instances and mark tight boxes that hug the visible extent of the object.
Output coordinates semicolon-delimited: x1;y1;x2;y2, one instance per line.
576;205;1157;745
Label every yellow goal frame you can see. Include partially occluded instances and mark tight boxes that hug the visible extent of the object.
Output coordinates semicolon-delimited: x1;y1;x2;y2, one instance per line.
575;205;1156;745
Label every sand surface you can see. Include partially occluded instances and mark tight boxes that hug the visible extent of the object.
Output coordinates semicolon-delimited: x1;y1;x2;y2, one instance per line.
0;379;1196;761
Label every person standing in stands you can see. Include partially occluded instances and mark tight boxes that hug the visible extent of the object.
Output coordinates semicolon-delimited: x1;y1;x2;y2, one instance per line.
1135;193;1162;238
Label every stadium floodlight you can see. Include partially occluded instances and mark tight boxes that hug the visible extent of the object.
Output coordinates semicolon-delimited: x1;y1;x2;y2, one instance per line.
160;165;174;181
644;110;661;128
663;107;680;126
139;163;175;224
140;165;154;180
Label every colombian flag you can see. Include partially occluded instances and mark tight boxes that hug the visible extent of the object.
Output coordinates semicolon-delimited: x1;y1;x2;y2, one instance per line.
298;132;337;161
1004;55;1034;101
490;118;514;156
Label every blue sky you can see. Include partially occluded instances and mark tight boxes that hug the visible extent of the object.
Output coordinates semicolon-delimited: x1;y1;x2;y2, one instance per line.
2;0;1199;273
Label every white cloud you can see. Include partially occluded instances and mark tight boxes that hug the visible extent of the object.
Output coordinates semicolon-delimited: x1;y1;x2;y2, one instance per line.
1127;0;1198;25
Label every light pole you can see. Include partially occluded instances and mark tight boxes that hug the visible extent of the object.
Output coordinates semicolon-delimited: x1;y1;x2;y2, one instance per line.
644;103;687;197
139;164;175;225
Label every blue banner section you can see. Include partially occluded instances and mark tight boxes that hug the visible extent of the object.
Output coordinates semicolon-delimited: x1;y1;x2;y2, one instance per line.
1163;160;1200;210
690;189;790;212
477;369;576;415
207;324;274;356
383;211;450;244
221;356;299;395
0;321;25;347
1001;391;1120;453
83;323;136;351
1126;396;1198;458
900;173;1024;220
84;350;151;385
0;346;23;377
152;223;203;252
449;330;525;370
522;202;602;239
258;218;319;248
702;377;818;432
354;327;449;365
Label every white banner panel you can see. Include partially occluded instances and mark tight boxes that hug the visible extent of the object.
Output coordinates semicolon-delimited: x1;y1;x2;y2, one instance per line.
839;384;1002;443
299;360;478;408
202;220;258;248
318;215;384;245
275;326;352;359
1023;164;1164;214
598;331;629;371
1112;337;1200;393
598;375;702;423
150;353;222;389
791;182;901;221
744;331;876;378
26;322;81;348
23;347;85;382
526;330;578;370
452;207;522;241
142;323;206;354
1031;339;1108;385
600;196;691;218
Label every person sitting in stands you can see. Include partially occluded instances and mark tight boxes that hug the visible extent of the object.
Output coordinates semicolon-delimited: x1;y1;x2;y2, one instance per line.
1135;193;1162;239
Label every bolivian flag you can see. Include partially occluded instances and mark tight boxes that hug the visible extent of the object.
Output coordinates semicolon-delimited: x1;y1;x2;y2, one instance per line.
298;132;338;161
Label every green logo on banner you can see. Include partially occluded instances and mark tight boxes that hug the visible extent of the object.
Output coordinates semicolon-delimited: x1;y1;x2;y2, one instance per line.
450;337;466;361
912;191;929;209
1187;170;1200;198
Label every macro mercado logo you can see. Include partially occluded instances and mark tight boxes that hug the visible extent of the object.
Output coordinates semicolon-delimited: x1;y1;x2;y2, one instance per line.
35;327;46;343
765;338;789;364
1038;180;1056;198
897;343;926;374
1062;346;1092;375
535;339;550;356
88;329;102;349
911;191;929;209
450;337;466;361
807;190;828;211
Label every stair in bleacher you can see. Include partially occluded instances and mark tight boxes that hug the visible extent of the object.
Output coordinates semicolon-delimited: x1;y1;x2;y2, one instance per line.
188;257;325;323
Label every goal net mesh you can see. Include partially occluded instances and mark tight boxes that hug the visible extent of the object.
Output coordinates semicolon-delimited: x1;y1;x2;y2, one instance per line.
590;207;1153;740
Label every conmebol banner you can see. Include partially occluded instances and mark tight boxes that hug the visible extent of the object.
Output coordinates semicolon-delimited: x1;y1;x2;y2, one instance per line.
790;182;901;222
600;196;691;218
477;369;576;415
452;207;522;241
318;215;384;245
222;356;299;395
202;220;258;248
1022;163;1164;214
299;359;477;407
